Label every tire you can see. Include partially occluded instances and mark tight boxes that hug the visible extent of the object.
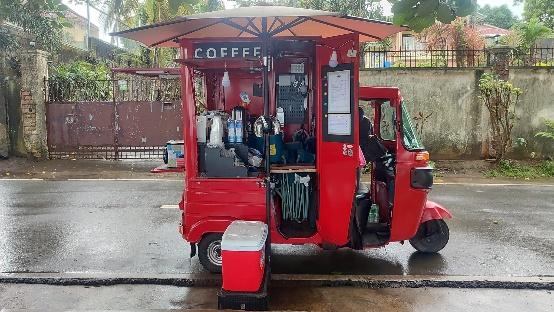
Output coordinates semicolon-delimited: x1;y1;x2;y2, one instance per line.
198;233;223;273
409;219;449;253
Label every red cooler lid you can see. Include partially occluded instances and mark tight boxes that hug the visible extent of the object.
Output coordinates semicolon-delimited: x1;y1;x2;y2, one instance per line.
222;221;268;252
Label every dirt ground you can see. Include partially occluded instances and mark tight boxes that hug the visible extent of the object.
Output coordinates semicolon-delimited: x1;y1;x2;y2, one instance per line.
0;157;553;184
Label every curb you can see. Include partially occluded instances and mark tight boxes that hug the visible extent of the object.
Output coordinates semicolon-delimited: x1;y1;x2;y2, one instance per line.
1;273;553;290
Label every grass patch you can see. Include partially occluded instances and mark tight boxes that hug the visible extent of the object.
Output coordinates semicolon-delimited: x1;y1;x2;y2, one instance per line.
485;160;554;179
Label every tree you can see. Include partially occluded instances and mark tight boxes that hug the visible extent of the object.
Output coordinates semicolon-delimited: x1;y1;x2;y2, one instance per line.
512;17;552;49
234;0;385;20
417;17;484;66
521;0;554;29
97;0;221;66
0;0;69;52
478;4;518;29
391;0;477;32
102;0;140;37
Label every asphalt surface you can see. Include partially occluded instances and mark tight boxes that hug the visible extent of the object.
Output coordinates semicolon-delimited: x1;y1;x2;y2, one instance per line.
0;179;553;277
0;284;552;311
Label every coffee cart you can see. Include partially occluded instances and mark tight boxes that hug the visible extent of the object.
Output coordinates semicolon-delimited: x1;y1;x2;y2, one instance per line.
114;6;452;310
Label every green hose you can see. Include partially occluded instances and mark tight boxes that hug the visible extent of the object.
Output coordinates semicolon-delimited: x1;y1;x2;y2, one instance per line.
276;173;311;222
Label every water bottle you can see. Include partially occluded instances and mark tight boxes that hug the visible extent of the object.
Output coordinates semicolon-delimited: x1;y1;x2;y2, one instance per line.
235;120;243;143
227;119;236;143
369;204;379;223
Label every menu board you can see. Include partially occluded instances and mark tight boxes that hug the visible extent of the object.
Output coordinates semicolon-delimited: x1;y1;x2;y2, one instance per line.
327;70;351;114
322;64;354;143
328;114;351;135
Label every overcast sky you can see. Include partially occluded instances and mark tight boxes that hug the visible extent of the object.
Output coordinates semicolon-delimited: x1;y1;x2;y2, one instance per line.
62;0;524;42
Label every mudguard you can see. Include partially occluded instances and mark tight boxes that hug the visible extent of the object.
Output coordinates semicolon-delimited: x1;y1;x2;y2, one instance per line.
184;218;236;243
421;200;452;223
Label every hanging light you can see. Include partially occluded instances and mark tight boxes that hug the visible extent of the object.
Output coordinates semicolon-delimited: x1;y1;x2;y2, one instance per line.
222;70;231;87
328;50;338;68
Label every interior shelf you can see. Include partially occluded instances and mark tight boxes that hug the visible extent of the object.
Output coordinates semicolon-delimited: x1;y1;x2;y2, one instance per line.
270;164;316;173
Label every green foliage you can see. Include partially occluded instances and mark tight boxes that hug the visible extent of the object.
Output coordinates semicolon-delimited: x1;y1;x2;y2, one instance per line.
0;28;19;52
391;0;477;32
511;18;552;50
522;0;554;29
99;0;220;67
194;0;225;13
478;4;518;29
535;119;554;141
234;0;385;19
101;0;141;35
417;17;485;66
478;73;522;160
485;160;554;179
49;61;112;101
0;0;68;51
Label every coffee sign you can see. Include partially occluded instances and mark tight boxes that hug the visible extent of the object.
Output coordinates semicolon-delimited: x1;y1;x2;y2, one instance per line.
194;42;262;59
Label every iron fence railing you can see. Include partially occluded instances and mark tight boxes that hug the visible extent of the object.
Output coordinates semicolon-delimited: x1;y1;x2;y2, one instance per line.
362;47;554;69
45;76;181;103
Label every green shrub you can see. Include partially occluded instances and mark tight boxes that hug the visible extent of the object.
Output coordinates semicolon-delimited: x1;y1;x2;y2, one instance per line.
535;119;554;141
485;160;554;179
478;73;522;160
48;61;112;102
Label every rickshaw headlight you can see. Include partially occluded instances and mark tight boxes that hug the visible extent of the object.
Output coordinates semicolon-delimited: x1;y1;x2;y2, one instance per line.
411;167;433;189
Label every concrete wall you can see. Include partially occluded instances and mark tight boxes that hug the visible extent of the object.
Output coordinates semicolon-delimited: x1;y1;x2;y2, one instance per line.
0;87;8;158
19;50;49;159
360;68;554;159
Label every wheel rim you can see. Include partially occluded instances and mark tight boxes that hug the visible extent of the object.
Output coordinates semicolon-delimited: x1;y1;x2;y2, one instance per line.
207;240;222;266
422;224;443;245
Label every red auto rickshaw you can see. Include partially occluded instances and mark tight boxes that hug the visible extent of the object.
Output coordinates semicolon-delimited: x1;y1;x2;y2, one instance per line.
115;4;452;281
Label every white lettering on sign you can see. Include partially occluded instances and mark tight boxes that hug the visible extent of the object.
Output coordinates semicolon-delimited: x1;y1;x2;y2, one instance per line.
206;48;217;58
193;43;262;59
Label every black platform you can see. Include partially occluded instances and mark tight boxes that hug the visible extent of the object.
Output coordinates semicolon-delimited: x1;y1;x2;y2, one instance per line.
217;268;270;311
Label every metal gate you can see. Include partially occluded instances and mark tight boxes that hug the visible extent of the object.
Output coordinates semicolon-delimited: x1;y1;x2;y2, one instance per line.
45;70;182;159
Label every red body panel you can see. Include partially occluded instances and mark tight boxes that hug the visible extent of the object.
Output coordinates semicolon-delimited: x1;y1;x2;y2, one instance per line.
358;87;431;241
315;33;360;246
182;179;266;242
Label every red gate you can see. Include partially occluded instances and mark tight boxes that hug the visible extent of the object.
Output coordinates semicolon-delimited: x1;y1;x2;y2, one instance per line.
45;69;182;159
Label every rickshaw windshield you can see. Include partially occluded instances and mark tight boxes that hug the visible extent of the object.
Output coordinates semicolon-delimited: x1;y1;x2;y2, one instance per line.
401;102;424;150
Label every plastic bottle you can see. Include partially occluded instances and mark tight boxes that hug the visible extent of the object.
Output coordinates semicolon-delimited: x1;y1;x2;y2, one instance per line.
235;120;243;143
227;119;236;143
369;204;379;223
208;115;224;148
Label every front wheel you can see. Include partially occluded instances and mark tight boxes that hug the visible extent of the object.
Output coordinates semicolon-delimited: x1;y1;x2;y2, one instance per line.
409;219;449;253
198;233;223;273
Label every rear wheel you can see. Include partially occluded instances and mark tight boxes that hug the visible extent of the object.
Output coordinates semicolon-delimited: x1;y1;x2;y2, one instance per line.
198;233;223;273
409;219;449;253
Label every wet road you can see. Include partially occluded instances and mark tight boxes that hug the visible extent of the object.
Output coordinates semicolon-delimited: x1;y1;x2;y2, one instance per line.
0;284;552;311
0;180;553;276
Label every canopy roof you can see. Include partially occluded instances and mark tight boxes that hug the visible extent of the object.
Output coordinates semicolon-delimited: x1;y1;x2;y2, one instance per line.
112;6;406;47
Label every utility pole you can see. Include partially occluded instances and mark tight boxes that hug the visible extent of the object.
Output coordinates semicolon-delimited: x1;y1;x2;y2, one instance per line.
86;0;91;51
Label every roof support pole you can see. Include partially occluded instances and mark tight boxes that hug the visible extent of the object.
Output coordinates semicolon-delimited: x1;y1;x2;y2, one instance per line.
261;16;272;267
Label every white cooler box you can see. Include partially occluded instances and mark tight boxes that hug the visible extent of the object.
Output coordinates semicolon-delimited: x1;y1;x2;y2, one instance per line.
221;221;268;292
